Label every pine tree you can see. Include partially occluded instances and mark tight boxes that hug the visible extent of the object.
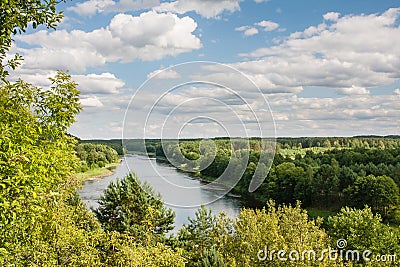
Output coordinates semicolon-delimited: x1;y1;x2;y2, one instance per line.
94;173;175;243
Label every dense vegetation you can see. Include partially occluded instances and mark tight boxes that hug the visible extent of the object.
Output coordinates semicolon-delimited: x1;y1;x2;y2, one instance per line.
94;173;175;242
75;143;119;171
94;173;400;266
1;1;399;266
0;1;185;265
131;138;400;222
78;139;126;156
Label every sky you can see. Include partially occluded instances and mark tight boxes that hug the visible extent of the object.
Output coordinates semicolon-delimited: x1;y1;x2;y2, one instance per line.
7;0;400;139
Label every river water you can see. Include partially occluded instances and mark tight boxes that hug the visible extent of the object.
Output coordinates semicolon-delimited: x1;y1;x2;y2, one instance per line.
79;154;244;232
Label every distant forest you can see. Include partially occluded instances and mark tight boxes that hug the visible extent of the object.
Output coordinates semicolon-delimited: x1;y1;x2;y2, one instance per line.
115;136;400;223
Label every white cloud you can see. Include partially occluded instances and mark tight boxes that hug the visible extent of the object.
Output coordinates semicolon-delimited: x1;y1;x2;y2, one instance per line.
255;20;279;31
7;69;57;88
14;11;202;72
80;95;104;107
153;0;240;19
68;0;115;16
73;73;125;94
235;20;279;37
323;12;340;21
69;82;400;138
244;27;259;36
336;85;370;95
254;0;269;3
235;26;259;36
147;68;181;79
235;26;248;31
68;0;160;16
394;88;400;95
267;93;400;137
234;8;400;92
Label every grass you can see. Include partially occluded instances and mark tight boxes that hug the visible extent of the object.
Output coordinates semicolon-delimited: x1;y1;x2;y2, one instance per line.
306;207;337;220
76;162;120;181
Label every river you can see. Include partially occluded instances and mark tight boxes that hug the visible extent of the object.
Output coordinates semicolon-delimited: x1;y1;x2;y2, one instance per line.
79;154;244;232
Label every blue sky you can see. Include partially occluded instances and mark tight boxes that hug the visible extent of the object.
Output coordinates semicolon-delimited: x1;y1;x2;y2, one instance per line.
8;0;400;138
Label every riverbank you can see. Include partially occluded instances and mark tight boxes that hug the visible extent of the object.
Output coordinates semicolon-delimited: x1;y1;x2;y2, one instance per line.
77;161;121;181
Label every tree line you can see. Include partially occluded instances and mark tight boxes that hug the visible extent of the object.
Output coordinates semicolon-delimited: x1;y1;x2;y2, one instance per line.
75;143;119;171
144;138;400;222
78;139;126;156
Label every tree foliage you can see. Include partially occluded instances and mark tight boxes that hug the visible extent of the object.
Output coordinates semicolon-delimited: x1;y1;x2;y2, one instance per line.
327;206;399;255
144;137;400;221
218;202;329;266
0;1;186;265
0;0;65;79
176;205;219;265
75;143;119;171
345;175;399;217
2;1;400;264
94;173;175;243
0;69;104;264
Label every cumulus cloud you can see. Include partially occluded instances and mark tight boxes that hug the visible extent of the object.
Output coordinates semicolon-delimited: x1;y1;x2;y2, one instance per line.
7;68;57;88
244;27;259;36
323;12;340;21
73;73;125;94
233;8;400;94
153;0;240;19
335;85;370;96
270;94;400;136
68;0;160;16
80;95;104;107
69;78;400;138
147;68;181;79
255;20;279;31
235;20;279;37
235;26;259;36
14;11;202;72
394;88;400;95
235;26;247;31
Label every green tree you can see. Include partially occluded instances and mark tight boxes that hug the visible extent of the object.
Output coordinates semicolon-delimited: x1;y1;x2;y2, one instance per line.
345;175;399;218
75;143;119;169
98;231;186;267
0;0;65;79
323;139;331;148
94;173;175;243
219;201;329;266
0;1;188;265
0;71;110;265
198;247;227;267
327;206;399;255
312;164;340;206
268;162;308;204
177;206;217;265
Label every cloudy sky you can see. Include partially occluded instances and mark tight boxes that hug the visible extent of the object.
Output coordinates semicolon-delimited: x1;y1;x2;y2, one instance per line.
8;0;400;139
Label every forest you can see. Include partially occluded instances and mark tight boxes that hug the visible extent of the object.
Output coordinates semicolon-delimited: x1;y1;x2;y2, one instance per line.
1;1;399;266
75;142;120;171
132;137;400;222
